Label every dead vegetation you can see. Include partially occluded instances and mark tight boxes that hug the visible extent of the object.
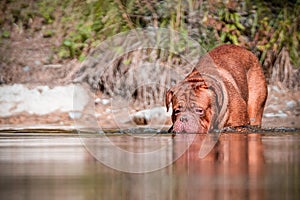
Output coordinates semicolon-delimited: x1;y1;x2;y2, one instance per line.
73;48;193;109
269;48;299;90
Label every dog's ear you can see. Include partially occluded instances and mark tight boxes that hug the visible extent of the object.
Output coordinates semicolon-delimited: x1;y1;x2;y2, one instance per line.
165;89;173;112
186;68;208;89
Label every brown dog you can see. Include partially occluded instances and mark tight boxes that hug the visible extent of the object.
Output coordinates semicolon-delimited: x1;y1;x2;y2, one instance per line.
166;44;268;133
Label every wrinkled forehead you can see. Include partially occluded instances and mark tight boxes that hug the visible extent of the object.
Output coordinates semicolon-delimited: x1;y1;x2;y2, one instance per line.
172;83;193;98
171;83;211;107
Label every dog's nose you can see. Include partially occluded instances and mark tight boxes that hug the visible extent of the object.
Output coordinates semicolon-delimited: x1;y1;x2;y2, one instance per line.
180;116;188;122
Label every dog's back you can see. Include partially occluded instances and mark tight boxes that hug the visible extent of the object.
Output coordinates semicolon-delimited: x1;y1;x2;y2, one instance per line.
199;44;267;127
167;44;268;133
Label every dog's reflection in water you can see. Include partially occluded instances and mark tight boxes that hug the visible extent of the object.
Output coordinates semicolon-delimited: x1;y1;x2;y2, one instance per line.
173;133;265;200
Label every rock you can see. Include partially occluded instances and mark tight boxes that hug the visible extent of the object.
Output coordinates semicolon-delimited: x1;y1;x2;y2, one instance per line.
23;66;30;72
34;60;41;65
68;111;82;119
43;64;63;68
101;99;110;105
131;106;172;125
0;84;89;117
95;98;101;104
264;112;288;118
95;98;110;105
286;100;296;108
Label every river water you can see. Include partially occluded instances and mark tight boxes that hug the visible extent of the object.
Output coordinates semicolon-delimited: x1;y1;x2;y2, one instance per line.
0;130;299;200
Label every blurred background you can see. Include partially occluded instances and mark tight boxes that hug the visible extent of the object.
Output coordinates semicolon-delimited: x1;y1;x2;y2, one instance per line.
0;0;299;128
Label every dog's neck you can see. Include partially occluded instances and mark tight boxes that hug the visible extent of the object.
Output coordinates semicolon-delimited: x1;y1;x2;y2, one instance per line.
202;73;229;131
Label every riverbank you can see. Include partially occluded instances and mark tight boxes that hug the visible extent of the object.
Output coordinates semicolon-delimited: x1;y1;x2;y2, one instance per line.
0;83;299;130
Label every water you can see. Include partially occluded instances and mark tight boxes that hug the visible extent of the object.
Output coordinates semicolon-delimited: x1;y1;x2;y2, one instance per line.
0;130;299;200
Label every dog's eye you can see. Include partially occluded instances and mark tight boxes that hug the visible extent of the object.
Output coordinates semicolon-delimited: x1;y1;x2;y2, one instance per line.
174;109;181;115
195;108;205;116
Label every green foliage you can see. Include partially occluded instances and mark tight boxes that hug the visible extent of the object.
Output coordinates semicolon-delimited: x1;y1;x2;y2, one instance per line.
52;0;132;59
217;8;245;45
2;30;10;38
42;29;54;38
1;0;299;67
244;0;300;66
37;0;55;24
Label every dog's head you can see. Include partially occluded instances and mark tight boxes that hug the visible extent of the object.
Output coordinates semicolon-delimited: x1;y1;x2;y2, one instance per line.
166;69;214;133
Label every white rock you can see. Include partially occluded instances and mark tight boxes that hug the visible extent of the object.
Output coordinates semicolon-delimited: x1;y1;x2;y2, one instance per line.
286;100;296;108
0;84;89;117
131;106;172;125
68;111;82;119
264;112;288;118
101;99;110;105
94;98;101;103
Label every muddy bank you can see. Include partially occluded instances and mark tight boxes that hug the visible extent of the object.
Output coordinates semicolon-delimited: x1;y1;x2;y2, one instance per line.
0;84;299;129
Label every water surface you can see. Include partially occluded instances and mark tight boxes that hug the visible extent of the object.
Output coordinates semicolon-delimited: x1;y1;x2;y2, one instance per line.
0;130;299;200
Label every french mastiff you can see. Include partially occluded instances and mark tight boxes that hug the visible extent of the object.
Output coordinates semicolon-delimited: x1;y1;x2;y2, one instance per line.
166;44;267;133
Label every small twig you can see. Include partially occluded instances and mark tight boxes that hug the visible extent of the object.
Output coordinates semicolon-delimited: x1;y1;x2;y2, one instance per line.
115;0;135;29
